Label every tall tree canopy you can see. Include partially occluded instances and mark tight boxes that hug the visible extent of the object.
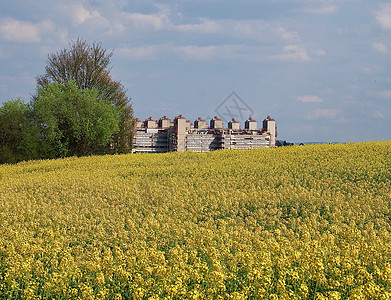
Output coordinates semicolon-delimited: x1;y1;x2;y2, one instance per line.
36;38;133;153
31;81;120;158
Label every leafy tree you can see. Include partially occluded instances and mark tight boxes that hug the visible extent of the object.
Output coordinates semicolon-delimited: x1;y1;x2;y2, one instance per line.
36;38;133;153
0;99;39;164
31;81;120;158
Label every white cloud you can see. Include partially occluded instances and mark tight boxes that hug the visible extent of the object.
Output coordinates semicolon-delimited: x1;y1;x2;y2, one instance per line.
233;20;271;39
373;111;385;119
60;3;112;30
376;3;391;30
117;45;162;60
175;45;218;60
120;10;224;34
316;49;326;56
117;43;288;63
230;21;299;43
377;90;391;98
175;19;222;33
306;109;337;120
74;5;100;24
233;21;257;37
276;26;299;41
304;5;338;15
271;45;311;62
117;10;301;46
362;65;381;74
0;18;43;43
296;95;324;103
372;42;388;54
122;12;170;30
117;43;222;61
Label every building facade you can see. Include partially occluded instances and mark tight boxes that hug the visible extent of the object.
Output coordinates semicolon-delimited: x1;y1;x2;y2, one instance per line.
132;115;277;153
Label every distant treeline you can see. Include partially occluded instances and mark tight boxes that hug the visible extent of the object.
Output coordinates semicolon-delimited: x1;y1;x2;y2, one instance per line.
276;140;295;147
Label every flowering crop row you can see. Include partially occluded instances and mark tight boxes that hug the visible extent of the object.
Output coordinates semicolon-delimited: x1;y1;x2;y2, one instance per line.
0;141;391;299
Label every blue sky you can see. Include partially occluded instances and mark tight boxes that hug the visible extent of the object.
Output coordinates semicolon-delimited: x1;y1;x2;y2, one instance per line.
1;0;390;143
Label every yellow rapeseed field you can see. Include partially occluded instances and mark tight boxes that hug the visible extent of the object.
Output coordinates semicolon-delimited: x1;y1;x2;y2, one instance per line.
0;141;391;299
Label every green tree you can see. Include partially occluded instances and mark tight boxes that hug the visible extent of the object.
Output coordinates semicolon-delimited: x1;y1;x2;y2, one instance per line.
31;81;120;158
0;99;39;164
36;38;133;153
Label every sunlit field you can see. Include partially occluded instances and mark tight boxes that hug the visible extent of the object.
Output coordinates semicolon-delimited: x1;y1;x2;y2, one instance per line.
1;141;390;299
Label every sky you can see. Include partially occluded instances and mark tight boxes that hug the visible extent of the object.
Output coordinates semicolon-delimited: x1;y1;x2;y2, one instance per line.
1;0;391;143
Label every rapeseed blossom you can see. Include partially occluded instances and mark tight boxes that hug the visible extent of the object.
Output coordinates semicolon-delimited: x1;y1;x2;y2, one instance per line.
0;141;390;298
